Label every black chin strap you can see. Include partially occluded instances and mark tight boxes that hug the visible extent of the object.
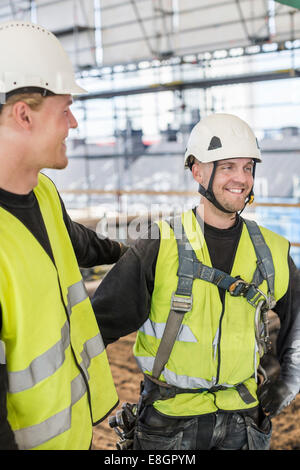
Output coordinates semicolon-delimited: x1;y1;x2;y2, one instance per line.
198;162;234;214
238;161;256;215
198;161;256;215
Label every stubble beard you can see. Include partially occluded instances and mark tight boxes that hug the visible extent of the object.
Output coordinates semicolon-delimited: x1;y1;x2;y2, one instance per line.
214;189;249;214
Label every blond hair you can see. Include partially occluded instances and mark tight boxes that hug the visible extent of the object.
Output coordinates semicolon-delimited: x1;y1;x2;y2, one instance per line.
0;93;45;116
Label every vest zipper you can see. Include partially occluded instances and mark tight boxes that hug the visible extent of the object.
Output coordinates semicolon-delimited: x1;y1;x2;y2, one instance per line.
215;302;225;385
215;224;242;385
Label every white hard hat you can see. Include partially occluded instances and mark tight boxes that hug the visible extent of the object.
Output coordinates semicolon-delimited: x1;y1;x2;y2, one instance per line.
184;113;261;168
0;21;87;98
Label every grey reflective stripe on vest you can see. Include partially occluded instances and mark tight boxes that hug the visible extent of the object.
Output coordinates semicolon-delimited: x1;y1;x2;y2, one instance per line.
66;279;89;316
0;340;6;365
13;372;87;450
5;279;100;448
8;328;105;394
79;333;105;381
136;356;232;390
8;321;70;393
8;280;103;394
139;318;197;343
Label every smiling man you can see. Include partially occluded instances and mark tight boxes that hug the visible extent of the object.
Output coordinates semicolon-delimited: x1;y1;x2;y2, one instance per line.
192;157;254;225
0;21;128;450
92;113;300;450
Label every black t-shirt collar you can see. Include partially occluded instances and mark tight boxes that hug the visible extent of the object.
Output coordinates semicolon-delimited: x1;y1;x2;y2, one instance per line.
0;187;35;209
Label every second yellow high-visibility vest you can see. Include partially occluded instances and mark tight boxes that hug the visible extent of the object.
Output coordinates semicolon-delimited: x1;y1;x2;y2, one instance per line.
0;173;118;450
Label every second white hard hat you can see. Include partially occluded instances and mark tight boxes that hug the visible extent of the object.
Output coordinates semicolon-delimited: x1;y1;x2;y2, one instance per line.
184;113;261;168
0;21;87;98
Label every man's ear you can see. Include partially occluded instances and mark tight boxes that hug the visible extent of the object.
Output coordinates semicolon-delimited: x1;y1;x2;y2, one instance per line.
191;161;203;184
11;102;32;130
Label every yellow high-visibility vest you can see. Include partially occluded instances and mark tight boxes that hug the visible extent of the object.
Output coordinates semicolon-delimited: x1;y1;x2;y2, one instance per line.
134;210;289;416
0;173;118;449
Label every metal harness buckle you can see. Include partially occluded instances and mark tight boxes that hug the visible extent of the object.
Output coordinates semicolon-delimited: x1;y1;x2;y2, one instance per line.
229;279;251;297
247;286;276;311
228;279;276;355
171;292;193;313
229;280;276;311
255;299;272;354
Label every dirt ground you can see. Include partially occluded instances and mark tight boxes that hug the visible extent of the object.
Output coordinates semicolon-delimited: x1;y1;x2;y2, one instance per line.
91;333;300;451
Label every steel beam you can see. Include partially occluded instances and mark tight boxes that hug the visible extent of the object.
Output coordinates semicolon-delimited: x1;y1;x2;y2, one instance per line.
75;68;300;100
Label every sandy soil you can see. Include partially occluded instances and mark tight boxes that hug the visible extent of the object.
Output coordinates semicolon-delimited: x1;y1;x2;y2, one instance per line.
91;333;300;451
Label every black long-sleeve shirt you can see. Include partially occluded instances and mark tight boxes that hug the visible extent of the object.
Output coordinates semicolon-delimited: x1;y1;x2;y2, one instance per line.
92;210;300;397
0;176;123;450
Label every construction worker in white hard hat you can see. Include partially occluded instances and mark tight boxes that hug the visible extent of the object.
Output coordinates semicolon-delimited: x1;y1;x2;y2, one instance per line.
0;21;128;450
92;113;300;450
184;113;261;215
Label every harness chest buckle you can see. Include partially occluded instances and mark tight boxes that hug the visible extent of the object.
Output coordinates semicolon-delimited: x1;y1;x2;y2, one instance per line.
228;279;250;297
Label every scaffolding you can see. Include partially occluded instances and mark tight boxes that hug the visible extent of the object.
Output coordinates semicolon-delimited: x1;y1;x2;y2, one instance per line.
1;0;300;264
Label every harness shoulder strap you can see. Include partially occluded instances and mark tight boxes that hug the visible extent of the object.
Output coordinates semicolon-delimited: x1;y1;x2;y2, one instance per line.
151;216;193;379
243;218;275;296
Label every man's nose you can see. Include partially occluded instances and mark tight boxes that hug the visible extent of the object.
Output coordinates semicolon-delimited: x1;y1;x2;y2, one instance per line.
69;110;78;129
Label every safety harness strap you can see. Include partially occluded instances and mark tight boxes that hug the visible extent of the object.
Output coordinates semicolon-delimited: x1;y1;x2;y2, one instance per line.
244;219;275;296
175;219;275;308
152;217;193;379
151;303;188;379
149;216;276;406
142;374;257;406
141;374;229;406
